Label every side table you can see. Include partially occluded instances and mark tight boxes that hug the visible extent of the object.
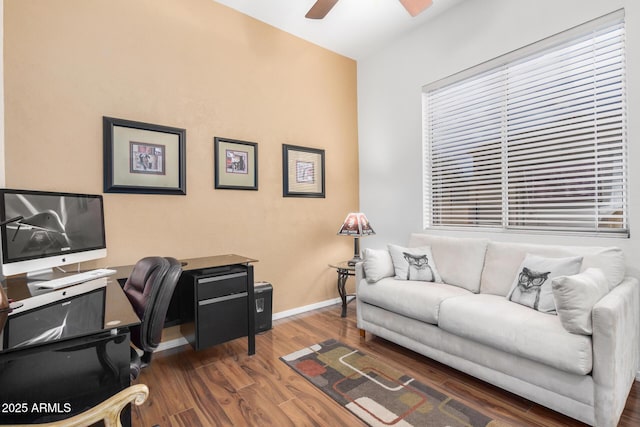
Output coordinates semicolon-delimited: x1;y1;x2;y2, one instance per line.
329;261;356;317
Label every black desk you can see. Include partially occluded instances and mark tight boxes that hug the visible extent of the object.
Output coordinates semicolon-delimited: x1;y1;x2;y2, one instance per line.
177;255;256;355
0;254;256;424
0;277;139;425
111;254;257;355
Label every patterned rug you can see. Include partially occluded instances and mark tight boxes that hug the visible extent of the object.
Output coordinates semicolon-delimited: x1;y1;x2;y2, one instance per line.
281;339;501;427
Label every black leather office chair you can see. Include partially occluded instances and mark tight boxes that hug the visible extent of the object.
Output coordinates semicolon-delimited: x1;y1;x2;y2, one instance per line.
123;256;182;380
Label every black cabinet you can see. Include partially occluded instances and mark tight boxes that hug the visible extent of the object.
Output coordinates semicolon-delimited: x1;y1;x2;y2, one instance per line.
179;261;255;354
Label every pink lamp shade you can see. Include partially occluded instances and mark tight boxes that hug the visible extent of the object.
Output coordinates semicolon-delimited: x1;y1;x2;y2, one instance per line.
337;213;375;265
337;213;375;237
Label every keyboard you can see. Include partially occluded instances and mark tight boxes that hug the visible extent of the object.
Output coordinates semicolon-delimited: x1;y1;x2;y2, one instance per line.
36;268;118;290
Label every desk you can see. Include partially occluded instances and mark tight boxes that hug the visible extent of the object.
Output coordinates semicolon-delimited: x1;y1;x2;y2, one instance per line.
178;255;256;355
110;254;257;355
0;277;139;425
0;254;256;424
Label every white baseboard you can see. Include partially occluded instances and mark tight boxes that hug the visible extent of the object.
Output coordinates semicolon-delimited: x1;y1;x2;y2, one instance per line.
155;297;342;353
272;297;341;321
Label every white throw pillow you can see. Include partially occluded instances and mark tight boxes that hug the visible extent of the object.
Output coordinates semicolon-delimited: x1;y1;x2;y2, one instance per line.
506;254;583;314
362;248;395;283
388;244;442;283
409;233;488;293
552;268;609;335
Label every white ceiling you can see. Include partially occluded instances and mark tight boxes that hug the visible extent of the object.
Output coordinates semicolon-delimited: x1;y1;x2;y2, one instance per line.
214;0;465;60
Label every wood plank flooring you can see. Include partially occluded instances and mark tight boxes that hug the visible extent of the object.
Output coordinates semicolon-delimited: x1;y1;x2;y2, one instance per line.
132;303;640;426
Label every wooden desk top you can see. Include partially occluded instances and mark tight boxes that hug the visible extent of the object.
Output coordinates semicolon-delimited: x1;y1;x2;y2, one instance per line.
110;254;258;280
179;254;258;271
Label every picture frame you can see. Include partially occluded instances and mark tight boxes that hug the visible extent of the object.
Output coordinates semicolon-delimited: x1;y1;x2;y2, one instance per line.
103;117;186;195
214;137;258;190
282;144;325;198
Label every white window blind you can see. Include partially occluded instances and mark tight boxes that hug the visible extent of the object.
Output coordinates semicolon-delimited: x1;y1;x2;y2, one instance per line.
423;12;627;236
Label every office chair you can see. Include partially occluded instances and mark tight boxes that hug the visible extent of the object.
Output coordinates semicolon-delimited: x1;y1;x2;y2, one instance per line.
123;256;182;380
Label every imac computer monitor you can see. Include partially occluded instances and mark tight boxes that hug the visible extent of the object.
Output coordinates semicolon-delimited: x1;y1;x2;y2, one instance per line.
0;189;107;277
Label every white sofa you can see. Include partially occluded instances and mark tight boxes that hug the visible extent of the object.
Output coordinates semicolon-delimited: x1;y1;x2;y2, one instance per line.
356;233;640;427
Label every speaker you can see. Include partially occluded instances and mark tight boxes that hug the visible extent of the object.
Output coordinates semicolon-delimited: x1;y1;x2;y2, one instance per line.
254;282;273;333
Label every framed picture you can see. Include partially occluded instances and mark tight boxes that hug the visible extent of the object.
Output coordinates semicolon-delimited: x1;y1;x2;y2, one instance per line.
282;144;325;198
103;117;186;195
214;137;258;190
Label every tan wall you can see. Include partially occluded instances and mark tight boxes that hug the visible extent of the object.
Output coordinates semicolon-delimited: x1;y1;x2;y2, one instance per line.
3;0;359;313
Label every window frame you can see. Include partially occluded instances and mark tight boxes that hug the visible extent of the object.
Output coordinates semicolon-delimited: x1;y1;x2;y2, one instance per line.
422;10;628;238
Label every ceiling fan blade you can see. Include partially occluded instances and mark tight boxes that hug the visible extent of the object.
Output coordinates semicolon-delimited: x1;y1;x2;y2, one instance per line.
399;0;433;17
305;0;339;19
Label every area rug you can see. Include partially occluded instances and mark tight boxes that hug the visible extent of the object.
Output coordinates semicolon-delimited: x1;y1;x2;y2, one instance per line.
281;339;501;427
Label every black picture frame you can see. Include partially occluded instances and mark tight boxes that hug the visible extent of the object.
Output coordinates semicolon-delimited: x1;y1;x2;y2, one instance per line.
282;144;325;198
103;117;186;195
214;137;258;190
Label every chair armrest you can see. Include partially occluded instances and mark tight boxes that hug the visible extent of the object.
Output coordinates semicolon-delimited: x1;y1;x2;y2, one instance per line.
24;384;149;427
592;277;640;427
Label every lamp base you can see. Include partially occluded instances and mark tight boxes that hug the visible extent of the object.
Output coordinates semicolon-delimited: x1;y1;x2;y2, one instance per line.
347;255;362;267
349;237;362;266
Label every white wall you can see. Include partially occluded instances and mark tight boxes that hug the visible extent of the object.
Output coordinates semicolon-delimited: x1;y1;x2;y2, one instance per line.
358;0;639;276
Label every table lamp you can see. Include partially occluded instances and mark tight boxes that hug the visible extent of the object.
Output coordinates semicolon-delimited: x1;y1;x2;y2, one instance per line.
337;213;375;266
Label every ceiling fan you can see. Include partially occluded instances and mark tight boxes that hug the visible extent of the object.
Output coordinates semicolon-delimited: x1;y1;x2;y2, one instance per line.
305;0;433;19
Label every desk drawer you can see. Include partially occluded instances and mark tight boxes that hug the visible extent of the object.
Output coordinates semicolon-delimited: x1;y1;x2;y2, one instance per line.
196;272;247;301
197;292;248;348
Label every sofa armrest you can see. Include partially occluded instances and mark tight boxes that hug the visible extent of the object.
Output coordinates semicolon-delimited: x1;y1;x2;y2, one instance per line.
355;261;365;286
355;262;366;330
591;276;640;427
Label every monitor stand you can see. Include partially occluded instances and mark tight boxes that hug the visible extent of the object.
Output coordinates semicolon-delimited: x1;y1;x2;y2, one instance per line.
25;269;59;294
26;268;55;280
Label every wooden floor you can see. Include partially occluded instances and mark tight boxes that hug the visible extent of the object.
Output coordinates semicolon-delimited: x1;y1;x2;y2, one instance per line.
133;303;640;427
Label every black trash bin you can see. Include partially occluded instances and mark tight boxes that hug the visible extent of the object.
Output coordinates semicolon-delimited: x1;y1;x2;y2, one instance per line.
254;281;273;333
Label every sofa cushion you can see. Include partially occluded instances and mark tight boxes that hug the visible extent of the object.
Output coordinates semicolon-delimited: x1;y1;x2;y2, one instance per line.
581;246;626;289
552;268;609;335
438;294;593;375
362;248;395;283
480;241;625;296
357;277;470;324
506;254;583;314
408;233;489;293
388;244;442;282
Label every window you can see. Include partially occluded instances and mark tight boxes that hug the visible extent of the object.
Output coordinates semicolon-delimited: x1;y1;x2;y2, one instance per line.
423;11;627;236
